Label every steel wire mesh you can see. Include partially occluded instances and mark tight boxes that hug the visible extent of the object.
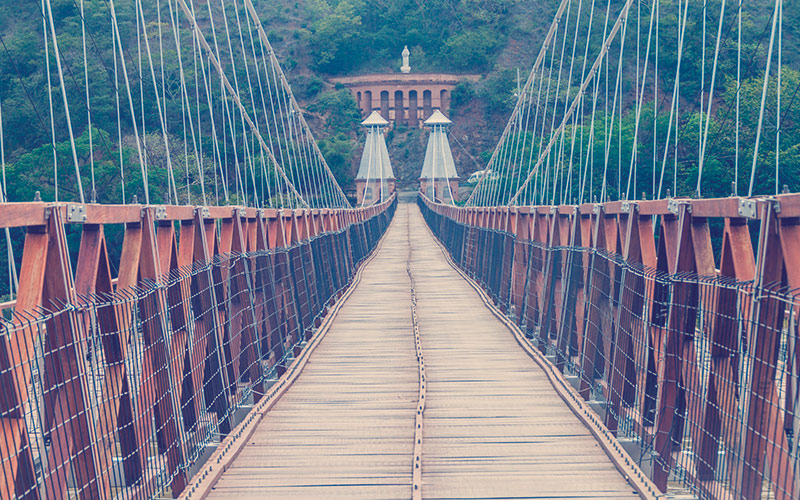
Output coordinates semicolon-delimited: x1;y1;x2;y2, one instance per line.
420;197;800;500
0;201;396;500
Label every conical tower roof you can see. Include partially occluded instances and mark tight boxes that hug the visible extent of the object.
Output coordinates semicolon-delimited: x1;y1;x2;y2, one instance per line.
356;112;394;180
423;109;452;126
361;110;389;127
420;111;458;180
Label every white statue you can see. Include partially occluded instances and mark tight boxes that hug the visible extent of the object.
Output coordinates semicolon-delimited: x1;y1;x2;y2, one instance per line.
401;46;411;73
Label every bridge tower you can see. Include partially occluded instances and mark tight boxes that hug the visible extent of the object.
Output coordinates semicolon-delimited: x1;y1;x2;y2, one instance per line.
419;110;459;203
356;111;395;206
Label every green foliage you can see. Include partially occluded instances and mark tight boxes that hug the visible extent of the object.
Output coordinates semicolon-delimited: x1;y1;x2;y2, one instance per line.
444;28;501;71
318;133;355;186
292;75;325;99
307;89;361;133
480;68;517;116
449;80;477;118
501;68;800;205
308;1;366;73
304;0;518;75
306;89;362;185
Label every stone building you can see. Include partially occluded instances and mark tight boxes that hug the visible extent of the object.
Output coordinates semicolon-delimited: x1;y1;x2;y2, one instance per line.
419;110;459;203
355;111;395;205
329;48;480;127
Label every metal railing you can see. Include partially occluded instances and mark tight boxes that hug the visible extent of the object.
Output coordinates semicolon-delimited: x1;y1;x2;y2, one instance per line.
0;196;396;499
420;193;800;500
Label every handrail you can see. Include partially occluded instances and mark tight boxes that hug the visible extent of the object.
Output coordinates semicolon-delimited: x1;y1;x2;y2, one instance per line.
0;196;396;499
0;193;397;230
420;192;800;500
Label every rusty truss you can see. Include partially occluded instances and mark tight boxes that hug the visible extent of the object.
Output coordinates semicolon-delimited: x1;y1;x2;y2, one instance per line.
421;194;800;500
0;197;396;499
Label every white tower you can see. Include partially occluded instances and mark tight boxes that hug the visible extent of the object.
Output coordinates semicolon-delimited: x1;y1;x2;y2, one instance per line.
420;110;459;203
356;111;395;206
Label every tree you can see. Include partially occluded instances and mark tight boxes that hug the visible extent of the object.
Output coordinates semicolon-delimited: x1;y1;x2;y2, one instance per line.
308;1;366;74
444;28;500;71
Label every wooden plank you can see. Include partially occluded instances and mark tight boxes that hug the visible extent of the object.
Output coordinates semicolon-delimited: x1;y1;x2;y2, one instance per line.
204;200;415;500
200;202;644;500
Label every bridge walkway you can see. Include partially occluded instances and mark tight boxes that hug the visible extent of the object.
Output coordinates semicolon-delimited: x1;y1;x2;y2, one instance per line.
204;200;640;499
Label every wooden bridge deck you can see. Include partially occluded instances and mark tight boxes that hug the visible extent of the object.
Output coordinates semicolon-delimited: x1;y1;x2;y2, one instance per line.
203;201;640;499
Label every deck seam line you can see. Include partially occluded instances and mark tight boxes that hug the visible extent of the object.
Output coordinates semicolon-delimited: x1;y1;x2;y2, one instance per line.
178;213;397;500
407;204;425;500
421;208;663;500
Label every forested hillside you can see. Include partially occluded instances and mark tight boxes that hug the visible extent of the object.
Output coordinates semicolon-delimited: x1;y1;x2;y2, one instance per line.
1;0;798;204
234;0;800;202
0;0;551;203
251;0;556;191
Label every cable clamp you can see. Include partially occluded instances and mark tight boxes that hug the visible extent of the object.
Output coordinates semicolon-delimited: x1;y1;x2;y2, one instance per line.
155;206;168;220
667;199;691;216
67;204;87;223
737;198;759;219
765;196;781;215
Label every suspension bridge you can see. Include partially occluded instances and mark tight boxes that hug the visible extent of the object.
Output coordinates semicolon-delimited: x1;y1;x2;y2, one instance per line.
0;0;797;499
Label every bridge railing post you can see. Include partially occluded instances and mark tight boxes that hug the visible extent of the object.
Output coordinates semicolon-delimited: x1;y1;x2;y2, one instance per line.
510;208;531;324
553;206;580;372
735;200;796;500
419;194;800;500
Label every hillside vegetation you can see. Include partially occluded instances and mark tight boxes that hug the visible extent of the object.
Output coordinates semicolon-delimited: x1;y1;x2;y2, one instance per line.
257;0;800;201
253;0;557;189
1;0;799;202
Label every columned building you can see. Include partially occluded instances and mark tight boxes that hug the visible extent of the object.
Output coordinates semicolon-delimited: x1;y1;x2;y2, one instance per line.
329;49;480;127
419;110;459;203
331;73;479;127
355;111;395;205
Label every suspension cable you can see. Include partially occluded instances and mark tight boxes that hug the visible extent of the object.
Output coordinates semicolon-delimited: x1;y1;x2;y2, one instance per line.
747;0;780;197
696;0;727;195
176;0;307;207
625;0;657;200
109;0;149;203
136;0;179;204
656;0;690;200
465;0;572;206
42;0;59;202
79;0;96;202
243;0;350;208
510;0;636;206
775;0;782;195
0;98;18;296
